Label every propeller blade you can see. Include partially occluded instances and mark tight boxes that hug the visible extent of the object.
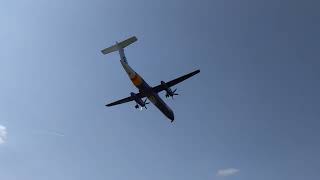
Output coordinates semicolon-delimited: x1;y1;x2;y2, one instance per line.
144;98;150;104
173;89;177;93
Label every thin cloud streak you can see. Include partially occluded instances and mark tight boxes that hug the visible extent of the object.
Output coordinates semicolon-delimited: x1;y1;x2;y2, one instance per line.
33;130;65;137
0;125;7;144
217;168;240;177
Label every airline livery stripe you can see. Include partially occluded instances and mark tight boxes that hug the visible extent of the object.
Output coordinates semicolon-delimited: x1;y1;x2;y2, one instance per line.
131;74;143;86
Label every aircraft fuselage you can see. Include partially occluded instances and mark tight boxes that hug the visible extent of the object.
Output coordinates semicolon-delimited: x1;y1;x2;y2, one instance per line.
120;60;174;121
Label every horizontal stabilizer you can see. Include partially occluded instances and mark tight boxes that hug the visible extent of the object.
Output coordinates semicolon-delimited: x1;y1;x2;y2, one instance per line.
101;36;137;55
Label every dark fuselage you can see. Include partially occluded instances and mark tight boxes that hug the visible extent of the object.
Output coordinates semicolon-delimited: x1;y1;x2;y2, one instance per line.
137;77;174;121
120;60;174;121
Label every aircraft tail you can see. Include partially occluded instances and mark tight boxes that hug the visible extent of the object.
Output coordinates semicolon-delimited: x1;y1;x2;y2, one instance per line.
101;36;137;55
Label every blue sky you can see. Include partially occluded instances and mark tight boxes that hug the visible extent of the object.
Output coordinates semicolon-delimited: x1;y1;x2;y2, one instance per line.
0;0;319;179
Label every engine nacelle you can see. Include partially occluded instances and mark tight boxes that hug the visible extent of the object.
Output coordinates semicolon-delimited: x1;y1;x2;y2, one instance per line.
161;81;177;98
161;81;171;92
130;92;146;108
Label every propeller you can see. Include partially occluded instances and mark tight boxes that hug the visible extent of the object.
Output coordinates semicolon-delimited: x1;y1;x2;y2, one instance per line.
143;98;150;109
134;98;149;110
166;89;179;99
172;89;179;96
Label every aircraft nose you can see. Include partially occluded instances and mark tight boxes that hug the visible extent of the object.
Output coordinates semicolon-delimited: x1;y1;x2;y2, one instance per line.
168;111;174;122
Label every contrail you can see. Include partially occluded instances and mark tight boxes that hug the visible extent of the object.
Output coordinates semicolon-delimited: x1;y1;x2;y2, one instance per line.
42;130;65;137
32;130;65;137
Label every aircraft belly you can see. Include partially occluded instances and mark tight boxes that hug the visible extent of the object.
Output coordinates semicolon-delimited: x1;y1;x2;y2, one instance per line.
147;95;156;104
123;68;174;121
147;94;174;121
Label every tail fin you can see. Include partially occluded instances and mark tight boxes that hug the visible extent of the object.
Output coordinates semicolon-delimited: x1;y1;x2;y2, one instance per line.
101;36;137;55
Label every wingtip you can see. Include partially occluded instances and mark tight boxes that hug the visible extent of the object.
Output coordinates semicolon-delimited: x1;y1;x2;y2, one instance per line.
132;36;138;41
193;69;200;75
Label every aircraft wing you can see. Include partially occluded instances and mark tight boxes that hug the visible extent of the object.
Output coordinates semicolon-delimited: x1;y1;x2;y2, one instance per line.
152;69;200;93
106;92;146;107
106;69;200;107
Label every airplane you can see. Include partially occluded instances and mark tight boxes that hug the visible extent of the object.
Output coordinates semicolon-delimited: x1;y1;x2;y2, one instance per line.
101;36;200;122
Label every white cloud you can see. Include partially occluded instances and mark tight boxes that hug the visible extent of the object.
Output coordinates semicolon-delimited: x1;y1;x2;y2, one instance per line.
0;125;7;144
217;168;240;177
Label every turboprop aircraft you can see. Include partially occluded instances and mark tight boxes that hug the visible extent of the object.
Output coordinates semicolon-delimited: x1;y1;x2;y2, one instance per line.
101;36;200;122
